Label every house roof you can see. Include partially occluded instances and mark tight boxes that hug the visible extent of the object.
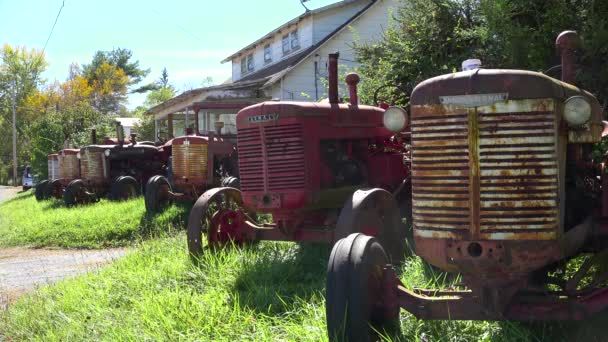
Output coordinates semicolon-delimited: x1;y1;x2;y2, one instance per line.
227;0;377;90
221;0;365;63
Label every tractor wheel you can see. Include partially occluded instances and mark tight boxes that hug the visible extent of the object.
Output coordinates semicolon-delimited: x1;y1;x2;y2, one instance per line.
34;180;49;201
186;187;253;258
64;179;93;206
110;176;140;201
145;175;172;213
335;188;407;265
47;179;64;199
326;233;398;342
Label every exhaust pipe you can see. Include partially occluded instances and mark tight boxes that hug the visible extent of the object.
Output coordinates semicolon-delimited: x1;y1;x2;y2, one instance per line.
328;53;339;104
116;121;124;147
556;31;579;85
91;128;97;145
345;73;360;106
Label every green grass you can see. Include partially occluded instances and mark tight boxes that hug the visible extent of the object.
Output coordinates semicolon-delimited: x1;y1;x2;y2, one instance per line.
0;191;188;248
3;234;606;341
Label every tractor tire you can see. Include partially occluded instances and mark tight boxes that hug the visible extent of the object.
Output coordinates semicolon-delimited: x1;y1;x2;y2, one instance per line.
110;176;140;201
145;175;172;213
326;233;399;342
64;179;88;206
47;179;63;199
34;180;49;201
335;188;408;265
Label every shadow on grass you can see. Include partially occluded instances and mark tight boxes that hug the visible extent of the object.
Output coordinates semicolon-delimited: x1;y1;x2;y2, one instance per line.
137;202;190;238
40;199;66;210
231;242;331;315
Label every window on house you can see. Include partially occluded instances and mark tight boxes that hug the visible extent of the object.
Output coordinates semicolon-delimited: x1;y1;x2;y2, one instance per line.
264;44;272;63
246;54;254;71
240;58;247;75
282;35;290;55
290;30;300;50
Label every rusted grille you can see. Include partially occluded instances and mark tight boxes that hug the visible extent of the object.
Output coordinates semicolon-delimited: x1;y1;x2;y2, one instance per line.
478;110;558;239
81;149;105;181
411;102;559;240
172;142;208;180
265;124;305;191
411;113;471;237
58;154;79;179
48;158;59;180
238;127;264;191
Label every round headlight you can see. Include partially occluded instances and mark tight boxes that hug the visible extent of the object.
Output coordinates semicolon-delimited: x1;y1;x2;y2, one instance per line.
383;106;408;133
564;96;591;127
76;152;81;159
104;149;111;157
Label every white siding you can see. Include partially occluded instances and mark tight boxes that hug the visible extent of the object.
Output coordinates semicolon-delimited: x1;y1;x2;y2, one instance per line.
278;0;398;101
312;0;372;44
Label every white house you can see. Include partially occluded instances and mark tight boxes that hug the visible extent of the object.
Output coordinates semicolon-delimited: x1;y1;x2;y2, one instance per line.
116;117;142;137
146;0;398;138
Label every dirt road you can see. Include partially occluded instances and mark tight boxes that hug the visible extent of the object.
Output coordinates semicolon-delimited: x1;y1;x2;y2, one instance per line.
0;247;127;309
0;186;21;204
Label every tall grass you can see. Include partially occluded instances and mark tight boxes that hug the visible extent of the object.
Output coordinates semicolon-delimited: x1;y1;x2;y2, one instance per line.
0;192;188;248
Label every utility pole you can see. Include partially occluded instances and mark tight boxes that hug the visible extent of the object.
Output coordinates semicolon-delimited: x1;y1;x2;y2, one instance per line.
11;79;17;187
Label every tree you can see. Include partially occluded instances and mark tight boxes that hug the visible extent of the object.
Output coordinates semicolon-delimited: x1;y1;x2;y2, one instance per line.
134;68;177;141
0;44;47;183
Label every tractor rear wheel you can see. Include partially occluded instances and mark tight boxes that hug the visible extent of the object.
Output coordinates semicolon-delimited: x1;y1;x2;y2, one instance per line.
187;187;253;259
64;179;93;206
145;175;172;213
110;176;140;201
335;188;408;265
326;233;398;342
34;180;50;201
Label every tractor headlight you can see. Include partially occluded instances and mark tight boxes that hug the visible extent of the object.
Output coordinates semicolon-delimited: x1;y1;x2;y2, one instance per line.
76;152;81;159
104;149;111;157
383;106;408;133
564;96;591;127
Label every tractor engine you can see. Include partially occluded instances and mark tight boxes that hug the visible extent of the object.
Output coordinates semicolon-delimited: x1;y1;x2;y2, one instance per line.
48;154;59;180
410;67;603;282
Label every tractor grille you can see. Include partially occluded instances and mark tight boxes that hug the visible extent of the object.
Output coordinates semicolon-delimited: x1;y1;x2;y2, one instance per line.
238;127;264;192
172;142;208;180
237;124;306;192
411;102;558;240
58;154;79;179
48;157;59;180
81;149;105;181
478;109;558;239
265;124;305;191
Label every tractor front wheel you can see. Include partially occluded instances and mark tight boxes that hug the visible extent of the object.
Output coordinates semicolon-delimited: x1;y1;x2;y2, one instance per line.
326;233;399;342
186;187;253;258
34;180;50;201
110;176;140;201
145;175;172;213
335;188;408;265
47;179;64;199
64;179;94;206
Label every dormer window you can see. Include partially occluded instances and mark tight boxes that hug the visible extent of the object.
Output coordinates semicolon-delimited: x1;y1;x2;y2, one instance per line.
290;31;300;50
241;53;254;75
282;29;300;56
264;44;272;63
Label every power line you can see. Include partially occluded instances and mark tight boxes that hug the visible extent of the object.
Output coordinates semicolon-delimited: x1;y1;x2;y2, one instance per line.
42;0;66;54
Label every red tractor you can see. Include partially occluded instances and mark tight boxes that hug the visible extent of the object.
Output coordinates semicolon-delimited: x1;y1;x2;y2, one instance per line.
186;53;411;262
325;31;608;341
63;123;170;205
144;125;239;213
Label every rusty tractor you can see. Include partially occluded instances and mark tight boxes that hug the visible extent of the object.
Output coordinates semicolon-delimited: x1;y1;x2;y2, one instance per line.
325;31;608;341
63;123;170;206
144;123;239;213
186;53;411;262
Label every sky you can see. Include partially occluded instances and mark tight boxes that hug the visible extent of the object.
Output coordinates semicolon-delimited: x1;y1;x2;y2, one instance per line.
0;0;338;109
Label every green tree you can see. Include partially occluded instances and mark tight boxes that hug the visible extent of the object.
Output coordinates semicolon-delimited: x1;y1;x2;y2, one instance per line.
134;68;177;141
